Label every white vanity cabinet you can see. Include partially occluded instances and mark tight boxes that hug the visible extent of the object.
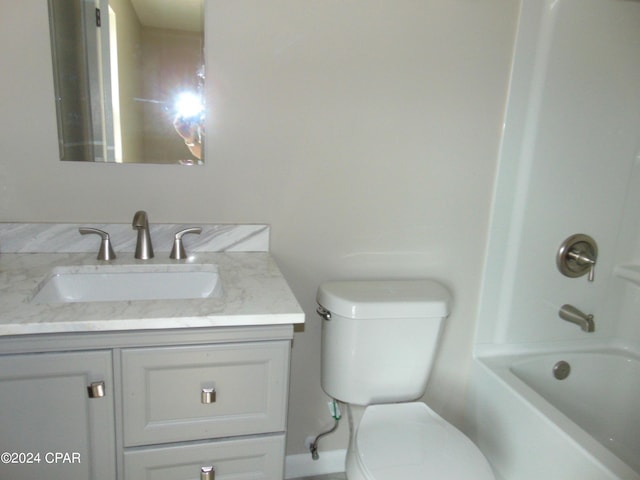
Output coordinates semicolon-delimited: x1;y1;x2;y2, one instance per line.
0;326;293;480
0;350;117;480
0;249;303;479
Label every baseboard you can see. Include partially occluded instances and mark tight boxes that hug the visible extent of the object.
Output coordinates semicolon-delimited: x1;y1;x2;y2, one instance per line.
284;449;346;479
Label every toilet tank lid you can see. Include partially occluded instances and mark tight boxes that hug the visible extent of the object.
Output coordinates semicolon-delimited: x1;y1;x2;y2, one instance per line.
316;280;451;319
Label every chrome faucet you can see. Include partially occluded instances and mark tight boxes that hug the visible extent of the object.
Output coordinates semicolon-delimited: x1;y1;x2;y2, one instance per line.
132;210;154;259
559;304;595;332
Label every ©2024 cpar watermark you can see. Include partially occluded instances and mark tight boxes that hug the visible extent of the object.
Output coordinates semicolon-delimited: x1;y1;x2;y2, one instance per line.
1;451;81;465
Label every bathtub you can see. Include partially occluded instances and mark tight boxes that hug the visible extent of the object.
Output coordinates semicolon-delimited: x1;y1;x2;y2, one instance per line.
470;347;640;480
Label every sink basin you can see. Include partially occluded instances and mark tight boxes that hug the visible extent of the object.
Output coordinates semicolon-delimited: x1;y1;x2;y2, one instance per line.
31;264;222;304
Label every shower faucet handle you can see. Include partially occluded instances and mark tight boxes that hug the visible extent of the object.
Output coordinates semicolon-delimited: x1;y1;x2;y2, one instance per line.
566;249;596;281
557;234;597;282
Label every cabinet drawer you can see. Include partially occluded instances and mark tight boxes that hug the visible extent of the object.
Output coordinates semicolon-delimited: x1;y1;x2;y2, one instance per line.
124;434;285;479
122;341;289;446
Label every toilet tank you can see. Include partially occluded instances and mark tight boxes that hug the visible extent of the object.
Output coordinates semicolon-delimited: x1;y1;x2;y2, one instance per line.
317;280;451;405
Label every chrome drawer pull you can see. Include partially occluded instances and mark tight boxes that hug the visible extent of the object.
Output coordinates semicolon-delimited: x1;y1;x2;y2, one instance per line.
87;381;106;398
201;387;216;404
200;466;215;480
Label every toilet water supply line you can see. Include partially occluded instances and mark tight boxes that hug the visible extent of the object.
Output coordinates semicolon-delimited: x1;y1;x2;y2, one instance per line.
309;399;342;460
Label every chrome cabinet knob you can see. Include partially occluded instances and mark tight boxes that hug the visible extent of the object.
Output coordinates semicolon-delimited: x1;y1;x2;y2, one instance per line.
201;387;216;404
87;381;106;398
200;466;215;480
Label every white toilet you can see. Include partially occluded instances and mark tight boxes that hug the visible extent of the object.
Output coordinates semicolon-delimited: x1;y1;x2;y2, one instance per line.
317;279;495;480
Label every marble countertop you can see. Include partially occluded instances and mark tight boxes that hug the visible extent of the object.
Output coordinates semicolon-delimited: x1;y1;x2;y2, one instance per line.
0;252;304;336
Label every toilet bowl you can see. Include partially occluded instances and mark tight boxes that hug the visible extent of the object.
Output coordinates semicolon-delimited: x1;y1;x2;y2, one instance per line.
317;280;495;480
347;403;494;480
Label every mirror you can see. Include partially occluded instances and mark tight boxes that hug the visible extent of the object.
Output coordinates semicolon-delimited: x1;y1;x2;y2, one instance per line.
48;0;205;165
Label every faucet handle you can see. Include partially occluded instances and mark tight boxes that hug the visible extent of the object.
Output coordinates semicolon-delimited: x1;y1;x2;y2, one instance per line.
170;227;202;259
556;234;597;282
567;249;596;281
79;228;116;261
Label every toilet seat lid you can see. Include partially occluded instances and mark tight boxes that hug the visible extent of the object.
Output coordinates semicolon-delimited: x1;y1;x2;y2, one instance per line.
356;402;495;480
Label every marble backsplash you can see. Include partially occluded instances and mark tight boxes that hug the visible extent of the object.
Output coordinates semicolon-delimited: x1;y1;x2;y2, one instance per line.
0;223;269;254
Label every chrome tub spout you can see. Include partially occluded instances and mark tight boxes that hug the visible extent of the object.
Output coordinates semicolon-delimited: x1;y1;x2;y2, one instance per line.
559;304;594;332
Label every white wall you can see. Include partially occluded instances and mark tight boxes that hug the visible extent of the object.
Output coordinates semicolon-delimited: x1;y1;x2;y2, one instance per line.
477;0;640;352
0;0;518;455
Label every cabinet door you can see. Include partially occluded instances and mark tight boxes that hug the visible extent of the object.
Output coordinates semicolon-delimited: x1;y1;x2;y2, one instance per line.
0;350;116;480
122;341;290;446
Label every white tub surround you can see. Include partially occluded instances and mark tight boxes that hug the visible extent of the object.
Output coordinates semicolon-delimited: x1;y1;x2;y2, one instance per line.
470;0;640;478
